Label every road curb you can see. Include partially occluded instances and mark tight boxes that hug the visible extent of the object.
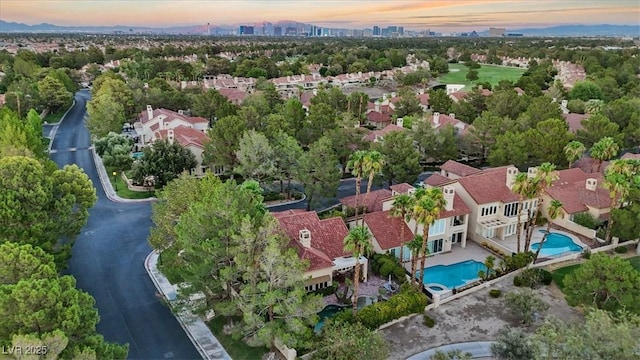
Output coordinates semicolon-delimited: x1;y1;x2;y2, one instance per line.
144;251;231;360
46;100;75;153
90;147;156;204
265;193;306;208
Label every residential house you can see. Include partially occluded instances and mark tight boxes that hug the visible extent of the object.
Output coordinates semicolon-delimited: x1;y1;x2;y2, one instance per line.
429;112;472;136
541;168;611;238
363;123;405;143
449;165;538;246
340;189;393;216
218;88;248;105
272;209;368;291
440;160;482;179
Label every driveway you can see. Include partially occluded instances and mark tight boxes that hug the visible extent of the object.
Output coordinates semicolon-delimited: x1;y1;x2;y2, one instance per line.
49;91;200;359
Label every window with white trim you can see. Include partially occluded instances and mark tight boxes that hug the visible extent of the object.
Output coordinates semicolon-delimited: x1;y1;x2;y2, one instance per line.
481;205;498;217
428;219;446;236
503;202;519;217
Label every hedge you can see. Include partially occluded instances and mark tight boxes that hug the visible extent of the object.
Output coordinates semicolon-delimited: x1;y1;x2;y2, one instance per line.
356;287;428;330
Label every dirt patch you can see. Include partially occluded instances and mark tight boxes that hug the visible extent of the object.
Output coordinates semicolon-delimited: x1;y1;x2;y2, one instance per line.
381;272;582;360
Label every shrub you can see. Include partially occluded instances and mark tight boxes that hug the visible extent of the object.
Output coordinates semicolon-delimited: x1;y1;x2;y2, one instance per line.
393;267;407;284
572;212;603;230
583;248;592;259
356;288;429;330
513;276;523;287
423;314;435;327
379;262;395;277
489;289;502;298
263;191;285;202
503;252;535;272
538;269;553;285
614;246;628;254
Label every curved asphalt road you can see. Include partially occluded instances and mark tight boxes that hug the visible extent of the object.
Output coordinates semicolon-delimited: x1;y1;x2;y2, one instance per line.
50;90;200;360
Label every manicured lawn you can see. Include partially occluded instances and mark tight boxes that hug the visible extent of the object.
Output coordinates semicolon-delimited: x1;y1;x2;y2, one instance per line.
105;168;156;199
552;256;640;291
207;316;268;360
438;63;526;89
42;110;66;124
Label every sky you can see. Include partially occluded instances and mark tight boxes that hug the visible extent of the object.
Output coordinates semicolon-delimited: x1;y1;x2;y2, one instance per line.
1;0;639;31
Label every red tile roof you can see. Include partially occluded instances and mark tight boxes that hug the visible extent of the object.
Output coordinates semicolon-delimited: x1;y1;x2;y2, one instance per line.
363;124;405;142
272;210;350;270
390;183;414;194
440;160;481;177
364;211;413;250
546;168;610;214
621;153;640;160
563;113;589;133
340;189;393;213
367;111;392;123
155;126;208;148
438;193;472;219
457;166;520;204
425;173;454;187
139;107;208;126
430;114;472;136
218;88;248;103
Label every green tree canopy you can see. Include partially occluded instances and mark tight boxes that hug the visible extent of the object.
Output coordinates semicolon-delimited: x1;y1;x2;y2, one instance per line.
375;130;421;187
313;320;390;360
132;139;197;188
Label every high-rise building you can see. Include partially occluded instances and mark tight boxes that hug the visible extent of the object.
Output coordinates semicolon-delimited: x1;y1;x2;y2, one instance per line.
274;26;282;36
286;27;297;36
239;25;254;35
373;25;380;36
488;27;506;37
398;26;404;36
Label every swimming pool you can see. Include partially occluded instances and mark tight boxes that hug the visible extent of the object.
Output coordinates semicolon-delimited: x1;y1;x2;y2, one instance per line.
314;304;348;332
420;260;487;289
530;232;583;257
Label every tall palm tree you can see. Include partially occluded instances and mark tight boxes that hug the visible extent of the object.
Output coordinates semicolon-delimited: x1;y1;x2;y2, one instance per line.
389;194;413;263
407;235;423;289
524;163;559;251
534;200;564;261
564;140;586;169
414;188;445;291
343;225;373;316
511;172;533;253
346;150;368;224
603;159;638;243
590;137;619;173
362;151;385;216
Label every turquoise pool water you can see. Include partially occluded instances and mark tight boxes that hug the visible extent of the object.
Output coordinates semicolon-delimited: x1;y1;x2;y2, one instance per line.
420;260;487;289
530;232;582;257
314;304;348;332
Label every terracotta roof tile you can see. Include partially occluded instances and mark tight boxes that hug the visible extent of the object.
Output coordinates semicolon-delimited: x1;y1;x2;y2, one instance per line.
457;166;520;204
340;189;393;213
438;193;472;219
363;124;405;142
440;160;481;177
155;126;208;148
390;183;414;194
272;210;350;270
546;168;610;214
425;173;454;187
563;113;589;133
364;211;413;250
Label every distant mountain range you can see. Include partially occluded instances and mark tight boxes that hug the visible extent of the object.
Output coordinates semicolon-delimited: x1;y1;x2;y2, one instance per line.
0;19;638;37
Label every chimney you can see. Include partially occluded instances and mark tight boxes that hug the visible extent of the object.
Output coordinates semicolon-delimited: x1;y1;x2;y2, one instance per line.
478;85;483;90
299;229;311;248
312;88;317;96
506;167;519;189
167;129;174;144
146;105;153;121
418;89;424;95
375;102;380;112
449;113;456;119
433;112;440;125
586;178;597;191
396;118;404;128
561;99;568;108
443;185;455;211
391;92;397;98
527;167;538;179
178;109;184;115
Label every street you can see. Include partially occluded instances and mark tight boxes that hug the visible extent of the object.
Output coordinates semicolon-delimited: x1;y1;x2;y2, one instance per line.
49;91;200;359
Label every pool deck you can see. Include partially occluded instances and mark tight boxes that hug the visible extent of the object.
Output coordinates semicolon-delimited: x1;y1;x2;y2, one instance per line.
406;241;496;270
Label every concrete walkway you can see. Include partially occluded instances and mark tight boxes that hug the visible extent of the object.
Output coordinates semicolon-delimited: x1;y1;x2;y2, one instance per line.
145;251;232;360
405;341;496;360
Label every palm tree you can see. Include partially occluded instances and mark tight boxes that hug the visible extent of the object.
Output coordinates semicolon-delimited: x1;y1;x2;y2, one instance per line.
603;159;638;244
414;188;446;291
511;173;533;253
524;163;559;251
362;151;385;216
343;225;373;316
534;200;564;262
407;235;423;288
389;194;413;263
564;140;586;168
590;137;619;173
346;150;368;224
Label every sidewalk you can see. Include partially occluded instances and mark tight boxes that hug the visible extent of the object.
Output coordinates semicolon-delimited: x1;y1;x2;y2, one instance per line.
91;148;155;203
145;251;232;360
405;341;496;360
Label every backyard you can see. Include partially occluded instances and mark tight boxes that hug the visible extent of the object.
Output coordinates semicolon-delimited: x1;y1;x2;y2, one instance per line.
438;63;526;89
552;254;640;291
105;167;156;199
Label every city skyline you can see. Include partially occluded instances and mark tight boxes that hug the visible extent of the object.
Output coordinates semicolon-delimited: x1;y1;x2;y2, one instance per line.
1;0;639;32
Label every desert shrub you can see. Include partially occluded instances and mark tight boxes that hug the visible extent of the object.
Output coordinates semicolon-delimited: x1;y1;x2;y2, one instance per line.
614;246;628;254
356;287;428;330
513;275;523;287
423;314;436;327
538;269;553;285
503;252;535;272
263;191;285;202
489;289;502;298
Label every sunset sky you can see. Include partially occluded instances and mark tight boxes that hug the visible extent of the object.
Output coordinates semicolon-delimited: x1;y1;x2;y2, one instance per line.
1;0;638;31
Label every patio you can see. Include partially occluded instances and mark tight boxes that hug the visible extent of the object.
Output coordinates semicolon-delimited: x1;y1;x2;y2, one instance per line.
404;240;496;270
488;226;587;255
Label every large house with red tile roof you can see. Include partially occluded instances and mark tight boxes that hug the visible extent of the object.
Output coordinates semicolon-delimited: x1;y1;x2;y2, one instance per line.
134;105;213;176
429;112;472;136
340;189;393;216
363;123;405;143
272;210;368;291
540;168;611;238
440;160;482;179
448;165;539;244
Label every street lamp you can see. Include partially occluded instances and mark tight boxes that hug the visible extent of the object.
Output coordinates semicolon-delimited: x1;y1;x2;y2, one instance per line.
112;171;118;191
